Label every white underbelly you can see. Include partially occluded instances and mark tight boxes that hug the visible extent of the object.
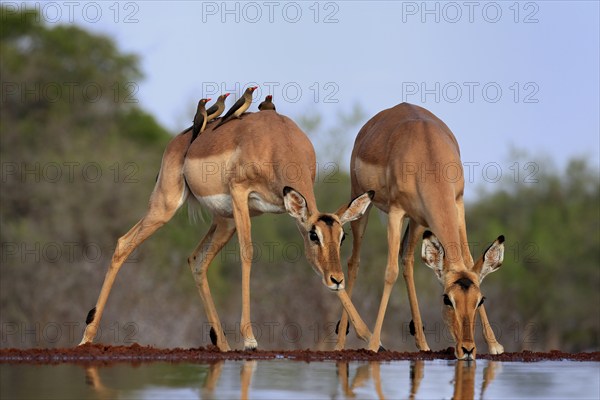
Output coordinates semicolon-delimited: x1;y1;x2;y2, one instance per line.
196;194;234;217
195;192;284;217
248;192;285;213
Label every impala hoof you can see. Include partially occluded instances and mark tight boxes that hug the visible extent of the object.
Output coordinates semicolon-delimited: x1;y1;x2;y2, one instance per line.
367;340;382;352
488;342;504;355
244;338;258;351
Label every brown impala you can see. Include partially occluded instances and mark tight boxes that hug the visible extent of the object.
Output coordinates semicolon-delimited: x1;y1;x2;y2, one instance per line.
79;111;376;351
335;103;505;360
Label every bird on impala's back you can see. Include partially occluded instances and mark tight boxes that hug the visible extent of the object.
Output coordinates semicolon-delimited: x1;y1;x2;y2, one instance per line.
191;98;210;142
258;95;276;111
206;93;230;122
214;86;258;129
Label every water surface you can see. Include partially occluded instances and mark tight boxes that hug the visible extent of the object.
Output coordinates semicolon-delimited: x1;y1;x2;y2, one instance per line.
1;360;598;399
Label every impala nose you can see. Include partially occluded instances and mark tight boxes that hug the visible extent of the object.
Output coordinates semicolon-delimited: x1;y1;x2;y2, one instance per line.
330;275;344;290
462;346;475;360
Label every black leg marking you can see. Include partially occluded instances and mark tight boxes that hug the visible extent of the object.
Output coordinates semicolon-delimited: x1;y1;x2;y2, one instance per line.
409;320;424;337
335;319;350;336
85;307;96;325
378;345;387;352
209;327;218;346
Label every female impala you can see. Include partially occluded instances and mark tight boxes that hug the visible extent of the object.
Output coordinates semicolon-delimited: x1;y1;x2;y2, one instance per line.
79;111;374;350
335;103;505;359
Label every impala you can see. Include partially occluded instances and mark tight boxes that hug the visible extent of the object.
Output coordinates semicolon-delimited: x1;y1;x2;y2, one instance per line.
79;111;374;350
335;103;505;360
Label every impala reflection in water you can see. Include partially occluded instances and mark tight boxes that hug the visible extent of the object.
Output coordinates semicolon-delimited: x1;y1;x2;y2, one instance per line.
3;359;596;400
84;359;486;400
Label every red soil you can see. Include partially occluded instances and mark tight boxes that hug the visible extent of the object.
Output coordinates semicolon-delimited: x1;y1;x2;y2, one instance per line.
1;344;598;365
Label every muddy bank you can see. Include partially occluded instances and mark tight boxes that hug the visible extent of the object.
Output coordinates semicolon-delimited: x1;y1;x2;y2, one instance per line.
1;344;598;365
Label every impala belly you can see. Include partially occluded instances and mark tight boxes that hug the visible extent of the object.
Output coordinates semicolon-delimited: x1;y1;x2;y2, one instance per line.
184;148;285;217
183;152;234;195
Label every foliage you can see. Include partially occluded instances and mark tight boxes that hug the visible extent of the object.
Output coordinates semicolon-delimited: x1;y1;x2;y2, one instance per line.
1;7;597;352
0;7;186;348
298;103;366;165
467;156;600;351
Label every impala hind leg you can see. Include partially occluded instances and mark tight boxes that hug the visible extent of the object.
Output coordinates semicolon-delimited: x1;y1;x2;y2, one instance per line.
188;216;236;351
79;186;186;345
400;221;430;351
368;208;405;351
230;186;258;350
335;205;371;350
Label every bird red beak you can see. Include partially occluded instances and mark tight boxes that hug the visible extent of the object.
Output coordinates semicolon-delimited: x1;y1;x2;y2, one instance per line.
224;93;230;97
206;98;212;102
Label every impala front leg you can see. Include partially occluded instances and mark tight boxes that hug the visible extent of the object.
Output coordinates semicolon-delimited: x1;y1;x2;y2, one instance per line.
336;209;370;350
479;305;504;354
336;290;372;343
231;186;258;350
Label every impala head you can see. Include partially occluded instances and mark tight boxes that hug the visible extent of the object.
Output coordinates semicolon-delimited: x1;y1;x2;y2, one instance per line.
283;187;374;291
421;231;505;360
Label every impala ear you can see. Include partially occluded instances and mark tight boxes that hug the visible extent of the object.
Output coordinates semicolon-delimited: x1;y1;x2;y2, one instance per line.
336;191;374;225
283;186;309;223
472;235;505;283
421;231;445;282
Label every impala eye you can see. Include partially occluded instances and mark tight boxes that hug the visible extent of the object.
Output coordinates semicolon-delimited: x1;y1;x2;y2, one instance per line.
309;230;320;243
443;294;453;307
478;297;486;307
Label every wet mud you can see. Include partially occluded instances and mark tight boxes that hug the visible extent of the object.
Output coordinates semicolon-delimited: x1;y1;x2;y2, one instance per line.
1;344;598;365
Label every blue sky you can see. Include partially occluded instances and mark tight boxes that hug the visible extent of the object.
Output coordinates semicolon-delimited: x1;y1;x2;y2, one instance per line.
23;1;600;196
